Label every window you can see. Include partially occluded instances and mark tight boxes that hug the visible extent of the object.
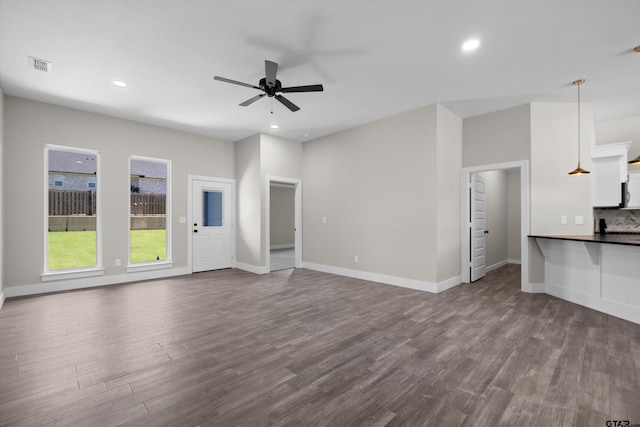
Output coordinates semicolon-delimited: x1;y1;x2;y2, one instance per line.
45;146;100;273
129;156;170;266
203;191;223;226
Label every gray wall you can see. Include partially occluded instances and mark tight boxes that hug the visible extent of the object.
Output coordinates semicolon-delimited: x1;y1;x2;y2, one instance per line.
4;96;234;289
270;186;295;248
302;104;462;284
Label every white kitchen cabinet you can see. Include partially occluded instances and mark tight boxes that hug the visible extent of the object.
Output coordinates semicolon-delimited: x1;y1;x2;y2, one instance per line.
592;142;630;208
626;171;640;209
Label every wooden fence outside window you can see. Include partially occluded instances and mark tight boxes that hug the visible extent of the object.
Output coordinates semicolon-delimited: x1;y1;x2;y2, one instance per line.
48;190;166;215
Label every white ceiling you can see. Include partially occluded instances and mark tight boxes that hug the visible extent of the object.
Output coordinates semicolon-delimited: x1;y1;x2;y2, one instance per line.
0;0;639;143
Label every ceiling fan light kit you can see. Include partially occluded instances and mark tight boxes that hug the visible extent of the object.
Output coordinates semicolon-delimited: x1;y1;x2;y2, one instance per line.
214;60;323;112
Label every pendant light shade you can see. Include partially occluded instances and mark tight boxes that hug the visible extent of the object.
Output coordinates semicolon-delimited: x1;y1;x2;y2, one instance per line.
629;156;640;166
568;79;590;176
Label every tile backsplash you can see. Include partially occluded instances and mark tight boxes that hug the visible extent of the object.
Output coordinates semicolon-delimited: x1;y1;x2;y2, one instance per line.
594;208;640;233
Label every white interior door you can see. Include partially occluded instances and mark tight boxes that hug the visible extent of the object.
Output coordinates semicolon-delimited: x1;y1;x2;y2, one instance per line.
192;180;232;272
471;174;487;282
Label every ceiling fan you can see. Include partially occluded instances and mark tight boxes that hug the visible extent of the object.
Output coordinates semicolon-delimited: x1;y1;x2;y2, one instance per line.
214;60;323;112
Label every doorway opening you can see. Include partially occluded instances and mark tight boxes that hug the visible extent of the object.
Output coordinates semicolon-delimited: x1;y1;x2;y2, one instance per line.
461;161;531;292
265;176;302;272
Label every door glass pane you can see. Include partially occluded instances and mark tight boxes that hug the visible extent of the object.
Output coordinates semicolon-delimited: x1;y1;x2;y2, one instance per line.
203;191;223;226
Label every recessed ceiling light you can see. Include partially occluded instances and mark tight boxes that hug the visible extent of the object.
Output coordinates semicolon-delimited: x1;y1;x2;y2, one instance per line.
270;124;279;129
112;80;128;88
462;39;480;52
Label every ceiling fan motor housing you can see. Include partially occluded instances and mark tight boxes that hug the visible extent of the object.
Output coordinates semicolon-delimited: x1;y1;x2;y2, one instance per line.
259;77;282;97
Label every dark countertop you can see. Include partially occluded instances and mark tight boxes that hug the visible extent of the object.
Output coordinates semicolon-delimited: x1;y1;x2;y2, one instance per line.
529;234;640;247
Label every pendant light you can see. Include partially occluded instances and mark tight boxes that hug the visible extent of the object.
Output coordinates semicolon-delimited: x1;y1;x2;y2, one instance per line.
628;46;640;166
568;79;590;176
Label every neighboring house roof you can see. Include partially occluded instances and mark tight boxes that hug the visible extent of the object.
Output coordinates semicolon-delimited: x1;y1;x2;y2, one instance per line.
131;160;166;179
48;150;97;174
48;151;166;179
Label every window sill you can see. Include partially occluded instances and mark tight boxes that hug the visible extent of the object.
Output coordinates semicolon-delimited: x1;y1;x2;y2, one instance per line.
41;268;105;282
127;261;174;273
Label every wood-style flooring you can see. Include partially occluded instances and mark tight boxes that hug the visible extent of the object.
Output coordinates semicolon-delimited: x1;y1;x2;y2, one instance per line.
0;264;639;426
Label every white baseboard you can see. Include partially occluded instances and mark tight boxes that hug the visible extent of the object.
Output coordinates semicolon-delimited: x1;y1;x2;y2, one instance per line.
525;282;546;293
436;275;462;293
507;258;522;265
0;291;5;311
234;262;269;275
302;262;461;294
486;260;508;272
4;267;191;298
546;283;640;325
270;244;294;250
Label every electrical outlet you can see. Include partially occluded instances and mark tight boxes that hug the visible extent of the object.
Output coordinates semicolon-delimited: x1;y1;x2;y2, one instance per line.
179;216;186;223
354;255;359;263
115;259;121;267
561;216;567;225
322;217;327;224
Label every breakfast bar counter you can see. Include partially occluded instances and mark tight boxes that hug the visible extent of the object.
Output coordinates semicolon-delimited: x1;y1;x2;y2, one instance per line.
531;234;640;325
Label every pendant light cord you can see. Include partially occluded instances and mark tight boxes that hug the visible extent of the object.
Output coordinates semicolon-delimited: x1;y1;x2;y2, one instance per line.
577;82;581;161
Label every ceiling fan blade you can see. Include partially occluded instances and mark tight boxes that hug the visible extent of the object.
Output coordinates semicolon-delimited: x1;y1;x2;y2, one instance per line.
239;94;265;106
275;94;300;112
214;76;260;90
265;60;278;88
281;84;324;93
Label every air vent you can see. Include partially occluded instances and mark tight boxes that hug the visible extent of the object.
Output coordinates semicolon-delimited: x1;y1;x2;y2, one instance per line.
28;56;51;72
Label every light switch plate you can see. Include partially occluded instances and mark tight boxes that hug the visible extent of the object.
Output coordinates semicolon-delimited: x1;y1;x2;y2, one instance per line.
574;215;584;225
322;217;327;224
179;216;186;223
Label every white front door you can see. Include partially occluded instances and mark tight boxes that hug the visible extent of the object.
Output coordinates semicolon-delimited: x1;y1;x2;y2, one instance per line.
192;179;232;272
471;174;487;282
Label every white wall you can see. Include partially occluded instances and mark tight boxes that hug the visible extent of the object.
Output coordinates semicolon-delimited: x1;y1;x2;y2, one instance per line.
436;105;462;282
530;103;594;235
507;169;521;262
463;104;531;168
235;134;262;267
3;97;235;291
270;186;295;248
261;134;303;266
477;170;508;269
595;115;640;173
303;104;456;285
0;86;4;305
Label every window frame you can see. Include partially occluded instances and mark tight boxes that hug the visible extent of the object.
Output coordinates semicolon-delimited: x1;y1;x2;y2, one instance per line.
127;155;172;272
42;145;104;281
53;174;63;187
